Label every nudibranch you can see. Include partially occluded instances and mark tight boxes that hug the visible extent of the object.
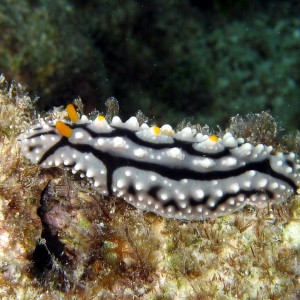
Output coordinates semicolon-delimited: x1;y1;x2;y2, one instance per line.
18;104;300;220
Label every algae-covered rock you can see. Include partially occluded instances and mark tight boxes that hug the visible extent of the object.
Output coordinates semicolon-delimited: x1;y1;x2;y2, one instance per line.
0;76;300;299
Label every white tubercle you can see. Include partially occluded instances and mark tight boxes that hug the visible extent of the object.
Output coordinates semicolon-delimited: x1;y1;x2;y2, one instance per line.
223;132;238;148
111;116;123;127
124;116;140;131
89;117;113;133
175;127;195;141
140;123;150;130
161;124;174;136
77;115;90;124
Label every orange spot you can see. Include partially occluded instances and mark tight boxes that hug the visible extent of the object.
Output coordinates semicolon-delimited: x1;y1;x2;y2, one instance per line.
153;126;161;135
66;104;80;123
56;121;73;138
97;115;106;121
209;135;219;142
162;129;173;136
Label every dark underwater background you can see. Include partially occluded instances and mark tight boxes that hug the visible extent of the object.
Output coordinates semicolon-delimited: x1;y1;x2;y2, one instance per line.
1;0;299;130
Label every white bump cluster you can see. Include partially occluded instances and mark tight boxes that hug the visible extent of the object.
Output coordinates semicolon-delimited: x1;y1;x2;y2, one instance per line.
166;147;185;160
193;135;225;153
134;148;147;158
192;157;215;169
175;127;195;141
135;127;173;144
222;132;238;148
112;137;127;148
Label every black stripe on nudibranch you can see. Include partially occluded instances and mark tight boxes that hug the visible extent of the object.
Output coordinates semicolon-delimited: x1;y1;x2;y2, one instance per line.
18;104;300;220
127;184;137;196
21;127;299;193
37;138;298;192
70;123;232;159
189;196;211;207
27;129;57;139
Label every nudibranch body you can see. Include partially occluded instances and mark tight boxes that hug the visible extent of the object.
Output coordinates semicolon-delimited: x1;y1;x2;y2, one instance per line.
18;104;300;220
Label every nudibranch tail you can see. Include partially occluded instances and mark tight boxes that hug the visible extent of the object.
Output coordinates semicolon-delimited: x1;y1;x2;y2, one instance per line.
18;104;300;220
